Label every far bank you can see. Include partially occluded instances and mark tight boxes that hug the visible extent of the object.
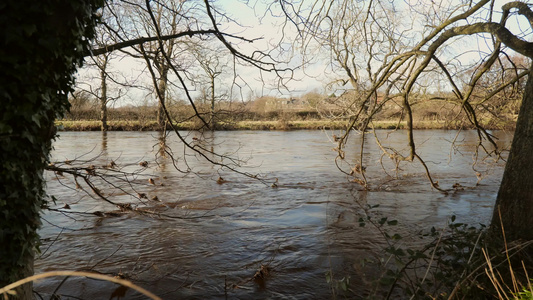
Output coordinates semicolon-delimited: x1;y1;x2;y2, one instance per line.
56;119;516;131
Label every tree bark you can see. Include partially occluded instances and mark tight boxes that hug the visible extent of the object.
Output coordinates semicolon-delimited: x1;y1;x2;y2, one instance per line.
156;64;169;131
210;76;215;131
100;55;109;132
491;65;533;241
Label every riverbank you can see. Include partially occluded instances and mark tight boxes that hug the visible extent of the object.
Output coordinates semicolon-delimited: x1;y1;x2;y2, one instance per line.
56;119;514;131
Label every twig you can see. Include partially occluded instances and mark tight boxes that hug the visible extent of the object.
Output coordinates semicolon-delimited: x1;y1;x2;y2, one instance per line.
0;271;161;300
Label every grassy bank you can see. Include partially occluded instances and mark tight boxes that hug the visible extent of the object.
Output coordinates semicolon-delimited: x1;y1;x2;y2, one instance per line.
56;119;512;131
55;120;347;131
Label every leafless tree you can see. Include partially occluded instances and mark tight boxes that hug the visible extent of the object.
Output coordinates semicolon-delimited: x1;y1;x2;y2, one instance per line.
292;0;533;240
192;43;227;130
61;0;297;207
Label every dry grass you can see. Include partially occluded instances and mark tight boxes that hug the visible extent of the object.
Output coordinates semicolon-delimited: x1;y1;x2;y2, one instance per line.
56;119;494;131
480;215;533;300
0;270;160;300
56;120;192;131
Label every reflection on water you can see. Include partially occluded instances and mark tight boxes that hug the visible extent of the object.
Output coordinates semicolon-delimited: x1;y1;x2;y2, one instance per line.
36;130;512;299
101;131;108;153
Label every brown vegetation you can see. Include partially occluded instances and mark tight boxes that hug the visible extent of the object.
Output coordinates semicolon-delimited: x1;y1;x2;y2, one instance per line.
62;91;519;131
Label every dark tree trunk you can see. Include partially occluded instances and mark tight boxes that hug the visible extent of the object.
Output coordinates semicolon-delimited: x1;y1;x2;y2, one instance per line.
210;76;215;131
491;65;533;241
100;55;108;132
1;2;101;298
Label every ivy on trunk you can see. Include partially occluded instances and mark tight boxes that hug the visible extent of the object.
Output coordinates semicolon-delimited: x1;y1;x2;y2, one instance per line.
0;0;102;297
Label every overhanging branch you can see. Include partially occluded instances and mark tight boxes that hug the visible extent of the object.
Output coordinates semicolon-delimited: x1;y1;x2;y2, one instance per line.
87;29;261;57
88;29;216;56
433;22;533;58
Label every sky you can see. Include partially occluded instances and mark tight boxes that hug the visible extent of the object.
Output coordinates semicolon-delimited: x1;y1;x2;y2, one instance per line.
76;0;532;107
77;0;330;107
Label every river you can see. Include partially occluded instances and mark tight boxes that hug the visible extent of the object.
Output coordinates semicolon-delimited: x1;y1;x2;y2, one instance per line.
35;130;512;299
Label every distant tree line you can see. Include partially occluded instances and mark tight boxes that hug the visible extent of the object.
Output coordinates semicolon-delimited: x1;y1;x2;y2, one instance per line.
66;87;522;131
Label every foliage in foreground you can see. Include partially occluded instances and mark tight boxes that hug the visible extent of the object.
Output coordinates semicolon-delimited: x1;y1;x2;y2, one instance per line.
328;204;533;299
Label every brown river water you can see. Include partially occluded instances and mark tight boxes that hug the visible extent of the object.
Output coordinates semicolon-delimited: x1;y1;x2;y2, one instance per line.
35;130;512;299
